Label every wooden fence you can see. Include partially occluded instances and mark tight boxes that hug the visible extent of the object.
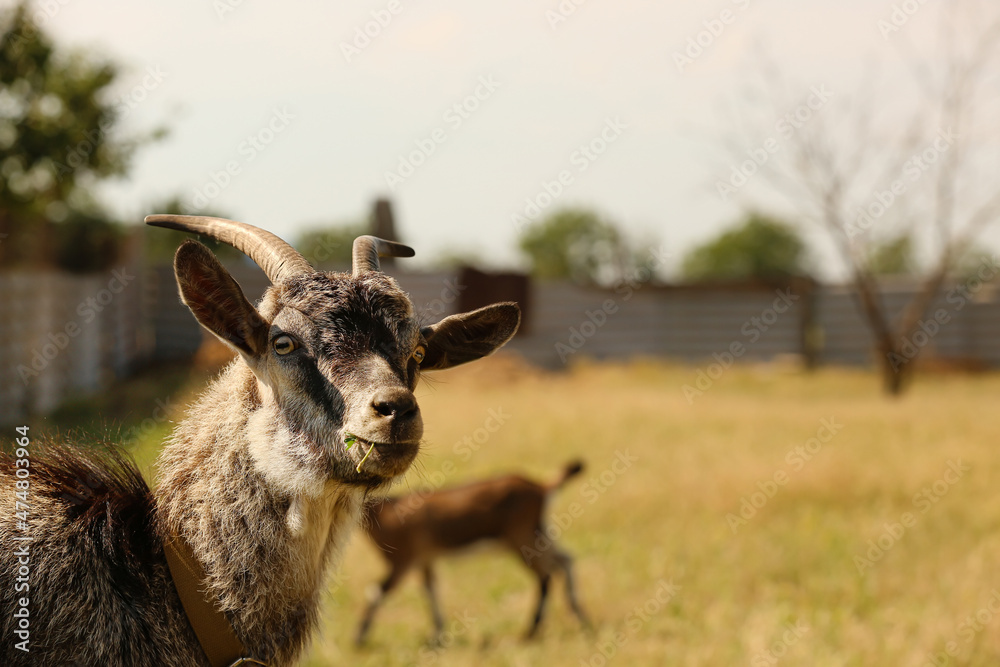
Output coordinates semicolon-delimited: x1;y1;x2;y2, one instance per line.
3;264;1000;425
0;259;147;424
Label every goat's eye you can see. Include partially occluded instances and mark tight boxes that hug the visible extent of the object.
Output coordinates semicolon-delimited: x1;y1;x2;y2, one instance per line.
412;345;426;364
273;335;298;355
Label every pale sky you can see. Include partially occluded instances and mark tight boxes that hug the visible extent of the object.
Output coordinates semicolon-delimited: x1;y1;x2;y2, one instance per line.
35;0;984;276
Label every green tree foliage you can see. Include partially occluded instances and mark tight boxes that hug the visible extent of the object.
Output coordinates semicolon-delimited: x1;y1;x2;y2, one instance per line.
866;235;915;276
681;213;807;282
297;222;367;267
428;247;487;270
0;1;159;271
952;245;998;284
519;208;636;284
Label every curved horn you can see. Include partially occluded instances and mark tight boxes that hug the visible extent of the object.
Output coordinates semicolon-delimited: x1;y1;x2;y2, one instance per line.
145;215;313;284
352;235;416;277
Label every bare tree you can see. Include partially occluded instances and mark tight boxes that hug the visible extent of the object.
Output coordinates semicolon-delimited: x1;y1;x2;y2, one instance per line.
722;1;1000;395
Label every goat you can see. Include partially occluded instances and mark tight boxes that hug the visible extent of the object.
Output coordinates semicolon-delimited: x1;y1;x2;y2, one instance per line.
0;215;520;666
356;460;592;645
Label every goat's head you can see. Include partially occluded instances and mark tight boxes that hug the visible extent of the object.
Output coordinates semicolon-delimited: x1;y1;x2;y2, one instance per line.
146;215;520;490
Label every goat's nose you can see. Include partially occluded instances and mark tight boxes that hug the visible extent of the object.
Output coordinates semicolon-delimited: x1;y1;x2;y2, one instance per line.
371;388;419;420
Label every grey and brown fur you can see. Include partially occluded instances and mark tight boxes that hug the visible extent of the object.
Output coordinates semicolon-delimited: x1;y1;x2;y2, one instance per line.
356;460;592;644
0;216;520;666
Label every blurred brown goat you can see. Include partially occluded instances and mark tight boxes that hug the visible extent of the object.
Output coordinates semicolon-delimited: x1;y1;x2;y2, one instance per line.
356;460;592;645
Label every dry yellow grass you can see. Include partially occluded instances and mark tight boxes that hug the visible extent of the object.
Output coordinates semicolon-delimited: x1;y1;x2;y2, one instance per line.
299;356;1000;667
32;353;1000;665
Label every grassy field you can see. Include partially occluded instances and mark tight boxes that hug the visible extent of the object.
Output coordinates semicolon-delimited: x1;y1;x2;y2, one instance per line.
18;355;1000;666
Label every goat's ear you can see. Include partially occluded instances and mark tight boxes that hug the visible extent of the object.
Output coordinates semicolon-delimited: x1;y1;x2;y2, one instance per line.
173;240;269;358
420;302;520;370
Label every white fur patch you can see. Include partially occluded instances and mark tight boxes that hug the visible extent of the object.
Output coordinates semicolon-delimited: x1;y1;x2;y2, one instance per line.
286;495;306;535
246;401;324;499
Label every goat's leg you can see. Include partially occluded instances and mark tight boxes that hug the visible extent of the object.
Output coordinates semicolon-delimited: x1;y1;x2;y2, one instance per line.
555;549;592;632
513;521;558;640
525;573;551;640
356;568;405;646
422;564;445;642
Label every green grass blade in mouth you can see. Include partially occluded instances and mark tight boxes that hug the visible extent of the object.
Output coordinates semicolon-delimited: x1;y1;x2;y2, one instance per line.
356;441;375;473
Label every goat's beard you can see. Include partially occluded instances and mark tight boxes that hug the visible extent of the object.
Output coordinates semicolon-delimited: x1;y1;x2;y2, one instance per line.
328;432;421;488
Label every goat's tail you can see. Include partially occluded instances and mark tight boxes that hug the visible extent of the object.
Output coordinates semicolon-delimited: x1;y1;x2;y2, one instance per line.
548;459;585;492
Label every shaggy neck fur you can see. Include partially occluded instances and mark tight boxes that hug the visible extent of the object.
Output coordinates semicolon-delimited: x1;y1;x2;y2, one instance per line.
156;361;362;665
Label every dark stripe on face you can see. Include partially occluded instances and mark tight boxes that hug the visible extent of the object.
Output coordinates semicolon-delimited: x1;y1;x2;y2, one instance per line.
297;355;342;420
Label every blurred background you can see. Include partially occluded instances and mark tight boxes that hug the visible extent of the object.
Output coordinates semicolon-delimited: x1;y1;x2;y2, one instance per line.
3;1;1000;664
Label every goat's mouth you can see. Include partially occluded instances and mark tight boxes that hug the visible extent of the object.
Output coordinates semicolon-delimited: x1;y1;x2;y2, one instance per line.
343;432;419;479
